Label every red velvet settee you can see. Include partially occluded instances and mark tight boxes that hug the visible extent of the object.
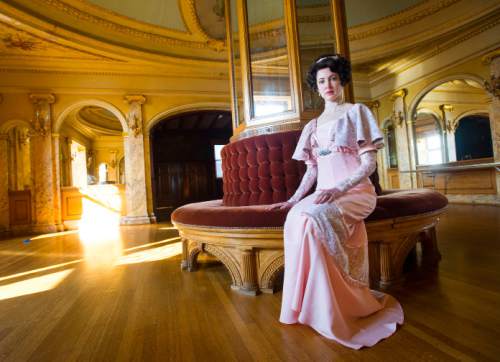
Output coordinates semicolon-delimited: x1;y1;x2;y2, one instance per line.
172;130;448;295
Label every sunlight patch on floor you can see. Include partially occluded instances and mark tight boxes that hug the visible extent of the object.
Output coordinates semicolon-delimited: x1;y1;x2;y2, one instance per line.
30;230;79;241
116;242;182;265
0;260;81;283
123;236;181;253
78;185;122;267
0;269;74;301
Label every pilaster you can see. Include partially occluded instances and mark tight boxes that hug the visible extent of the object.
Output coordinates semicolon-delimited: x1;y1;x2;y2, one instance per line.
391;89;415;189
29;93;57;233
121;95;151;224
0;134;10;234
483;50;500;196
52;133;63;231
439;104;456;162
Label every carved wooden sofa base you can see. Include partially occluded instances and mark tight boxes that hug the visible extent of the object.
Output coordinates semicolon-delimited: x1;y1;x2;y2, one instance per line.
172;192;447;295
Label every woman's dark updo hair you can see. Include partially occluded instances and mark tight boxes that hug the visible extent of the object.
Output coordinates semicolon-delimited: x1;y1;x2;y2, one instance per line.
306;54;351;91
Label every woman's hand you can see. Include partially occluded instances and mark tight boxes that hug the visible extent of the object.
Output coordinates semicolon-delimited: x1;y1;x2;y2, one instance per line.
314;188;342;204
267;201;296;211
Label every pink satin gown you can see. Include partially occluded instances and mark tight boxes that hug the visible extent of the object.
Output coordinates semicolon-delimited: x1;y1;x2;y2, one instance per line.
279;104;404;349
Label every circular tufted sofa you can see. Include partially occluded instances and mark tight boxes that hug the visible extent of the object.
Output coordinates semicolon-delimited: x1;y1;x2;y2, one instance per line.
172;130;448;295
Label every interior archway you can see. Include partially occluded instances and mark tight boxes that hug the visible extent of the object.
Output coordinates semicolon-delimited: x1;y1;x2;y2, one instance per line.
150;110;232;221
455;114;493;161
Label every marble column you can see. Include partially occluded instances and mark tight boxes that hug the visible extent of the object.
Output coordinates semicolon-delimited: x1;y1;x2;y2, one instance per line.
391;89;415;189
483;51;500;196
52;133;63;231
29;93;56;234
0;134;10;234
122;95;151;225
19;129;31;189
439;104;456;162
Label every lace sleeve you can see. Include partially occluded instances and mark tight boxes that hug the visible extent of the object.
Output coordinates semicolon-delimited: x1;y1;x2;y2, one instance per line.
288;163;317;203
334;151;377;195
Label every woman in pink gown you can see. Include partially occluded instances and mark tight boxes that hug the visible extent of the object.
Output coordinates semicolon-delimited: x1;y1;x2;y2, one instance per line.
269;54;403;349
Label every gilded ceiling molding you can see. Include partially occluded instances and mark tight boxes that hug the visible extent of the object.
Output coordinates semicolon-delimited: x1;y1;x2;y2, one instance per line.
31;0;218;50
348;0;460;41
367;14;500;86
0;20;117;61
178;0;225;52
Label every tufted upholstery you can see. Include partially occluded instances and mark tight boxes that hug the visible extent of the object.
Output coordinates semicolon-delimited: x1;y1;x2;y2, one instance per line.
222;131;305;206
221;130;381;206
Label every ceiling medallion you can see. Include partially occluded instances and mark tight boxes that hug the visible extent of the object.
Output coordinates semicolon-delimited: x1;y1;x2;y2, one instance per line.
2;33;41;51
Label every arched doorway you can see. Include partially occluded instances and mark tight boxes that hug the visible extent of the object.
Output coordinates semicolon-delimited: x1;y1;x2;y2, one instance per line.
150;110;232;220
56;103;126;228
455;114;493;161
0;120;33;230
410;77;490;164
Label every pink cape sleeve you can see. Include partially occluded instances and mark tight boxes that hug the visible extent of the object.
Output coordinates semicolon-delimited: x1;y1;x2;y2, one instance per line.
291;120;317;165
351;103;384;155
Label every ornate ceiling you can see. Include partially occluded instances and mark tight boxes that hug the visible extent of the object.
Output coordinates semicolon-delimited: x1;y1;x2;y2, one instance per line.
0;0;498;77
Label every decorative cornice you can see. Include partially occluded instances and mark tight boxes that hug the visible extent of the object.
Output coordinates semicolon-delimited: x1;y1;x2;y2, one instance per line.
33;0;223;51
349;0;460;41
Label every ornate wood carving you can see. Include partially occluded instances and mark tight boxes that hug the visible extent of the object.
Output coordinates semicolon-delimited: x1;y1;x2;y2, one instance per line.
174;207;446;294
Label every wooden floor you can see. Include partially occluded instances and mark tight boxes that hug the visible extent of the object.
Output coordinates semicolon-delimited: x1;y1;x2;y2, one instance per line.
0;204;499;361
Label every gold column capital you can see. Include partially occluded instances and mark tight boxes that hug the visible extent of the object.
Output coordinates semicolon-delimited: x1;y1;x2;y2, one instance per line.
481;48;500;65
29;93;55;136
365;100;380;110
439;104;454;112
389;89;408;101
124;95;146;105
0;134;8;141
124;95;146;137
29;93;55;104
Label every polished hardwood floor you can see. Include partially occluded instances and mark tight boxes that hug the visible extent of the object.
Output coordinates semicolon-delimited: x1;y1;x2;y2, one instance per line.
0;204;499;361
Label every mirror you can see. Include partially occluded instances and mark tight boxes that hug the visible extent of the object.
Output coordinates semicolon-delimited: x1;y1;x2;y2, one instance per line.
295;0;336;111
246;0;294;119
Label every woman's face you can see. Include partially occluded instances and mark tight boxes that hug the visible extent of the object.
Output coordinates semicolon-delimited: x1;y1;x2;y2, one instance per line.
316;67;342;102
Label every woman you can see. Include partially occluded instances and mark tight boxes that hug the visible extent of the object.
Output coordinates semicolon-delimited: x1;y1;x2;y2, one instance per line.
269;54;403;349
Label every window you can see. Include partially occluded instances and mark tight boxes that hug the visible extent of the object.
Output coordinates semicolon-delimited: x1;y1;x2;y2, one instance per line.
417;134;442;165
213;145;224;178
70;140;87;188
98;163;108;183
